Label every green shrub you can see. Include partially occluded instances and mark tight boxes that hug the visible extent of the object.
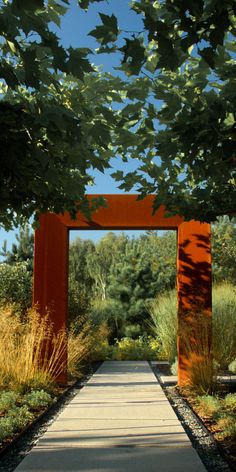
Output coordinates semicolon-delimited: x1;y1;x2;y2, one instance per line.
223;393;236;412
23;390;52;409
89;298;126;342
91;335;159;361
0;417;15;443
123;323;141;339
195;393;236;442
112;336;159;361
91;339;114;361
228;358;236;374
8;405;33;429
0;405;34;444
197;395;221;417
0;391;19;413
148;290;177;362
0;262;32;312
216;413;236;440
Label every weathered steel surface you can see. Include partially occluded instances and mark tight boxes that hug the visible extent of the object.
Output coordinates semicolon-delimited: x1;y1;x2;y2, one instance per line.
33;195;212;386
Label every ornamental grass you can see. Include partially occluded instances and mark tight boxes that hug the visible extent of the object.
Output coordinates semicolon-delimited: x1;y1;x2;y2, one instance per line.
178;312;215;395
0;306;67;392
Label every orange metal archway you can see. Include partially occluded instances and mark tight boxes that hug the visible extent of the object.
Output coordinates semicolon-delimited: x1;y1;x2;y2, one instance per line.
33;195;212;386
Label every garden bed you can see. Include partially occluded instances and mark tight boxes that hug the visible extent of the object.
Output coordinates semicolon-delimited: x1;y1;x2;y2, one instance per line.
0;363;101;472
154;362;236;472
179;387;236;471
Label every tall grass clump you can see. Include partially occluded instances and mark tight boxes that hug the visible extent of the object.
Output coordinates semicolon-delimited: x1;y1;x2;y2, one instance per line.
0;305;67;392
68;320;110;376
0;304;112;392
148;289;177;362
212;283;236;369
179;312;214;394
149;284;236;376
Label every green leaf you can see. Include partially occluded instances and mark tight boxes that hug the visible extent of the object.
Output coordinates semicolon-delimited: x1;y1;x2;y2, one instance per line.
122;102;143;116
66;48;94;80
89;13;118;45
209;26;225;49
48;0;68;18
12;0;44;11
78;0;103;10
225;41;236;53
99;13;117;31
111;170;124;181
119;38;145;75
47;10;61;27
22;49;40;88
52;45;68;71
90;121;111;146
145;52;159;73
199;47;215;68
6;40;17;54
98;106;117;123
224;113;235;127
96;45;117;54
0;61;19;88
126;79;150;100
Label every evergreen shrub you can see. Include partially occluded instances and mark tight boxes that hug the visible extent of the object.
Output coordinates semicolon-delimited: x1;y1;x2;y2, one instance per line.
0;261;32;312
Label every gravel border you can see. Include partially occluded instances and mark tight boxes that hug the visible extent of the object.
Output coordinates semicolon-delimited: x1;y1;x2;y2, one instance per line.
0;363;101;472
151;364;235;472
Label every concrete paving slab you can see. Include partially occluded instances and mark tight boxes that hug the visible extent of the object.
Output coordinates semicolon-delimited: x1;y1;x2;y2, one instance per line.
13;446;206;472
37;419;187;448
14;361;206;471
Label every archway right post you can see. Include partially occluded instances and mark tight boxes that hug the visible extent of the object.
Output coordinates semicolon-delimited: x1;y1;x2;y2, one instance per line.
177;221;212;387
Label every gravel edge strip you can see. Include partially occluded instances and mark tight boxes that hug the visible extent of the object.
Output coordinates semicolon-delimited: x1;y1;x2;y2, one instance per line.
150;364;234;472
0;363;101;472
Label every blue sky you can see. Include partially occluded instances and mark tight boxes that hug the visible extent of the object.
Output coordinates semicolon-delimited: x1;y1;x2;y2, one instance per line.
0;1;149;252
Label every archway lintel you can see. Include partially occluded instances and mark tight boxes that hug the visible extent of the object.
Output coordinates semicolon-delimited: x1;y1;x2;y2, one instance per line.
49;194;184;229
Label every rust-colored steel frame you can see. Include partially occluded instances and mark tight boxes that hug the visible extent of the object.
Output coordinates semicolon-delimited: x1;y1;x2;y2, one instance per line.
34;195;212;385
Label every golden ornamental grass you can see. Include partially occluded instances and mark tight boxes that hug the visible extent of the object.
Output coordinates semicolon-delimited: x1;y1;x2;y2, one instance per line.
0;305;109;392
0;306;67;391
68;320;110;376
179;311;214;394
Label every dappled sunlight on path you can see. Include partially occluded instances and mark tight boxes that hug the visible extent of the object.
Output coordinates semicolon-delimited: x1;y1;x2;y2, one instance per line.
14;361;206;472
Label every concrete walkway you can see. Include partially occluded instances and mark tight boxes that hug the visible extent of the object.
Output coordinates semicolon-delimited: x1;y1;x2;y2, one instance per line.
15;361;206;471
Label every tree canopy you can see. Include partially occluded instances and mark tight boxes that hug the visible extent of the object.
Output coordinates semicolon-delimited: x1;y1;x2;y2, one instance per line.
1;0;235;227
91;0;236;221
0;0;124;228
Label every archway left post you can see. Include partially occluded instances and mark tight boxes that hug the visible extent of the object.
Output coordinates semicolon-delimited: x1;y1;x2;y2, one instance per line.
34;213;69;384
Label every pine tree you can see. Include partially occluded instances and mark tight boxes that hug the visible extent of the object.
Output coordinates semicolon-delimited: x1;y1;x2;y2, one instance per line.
1;224;34;272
